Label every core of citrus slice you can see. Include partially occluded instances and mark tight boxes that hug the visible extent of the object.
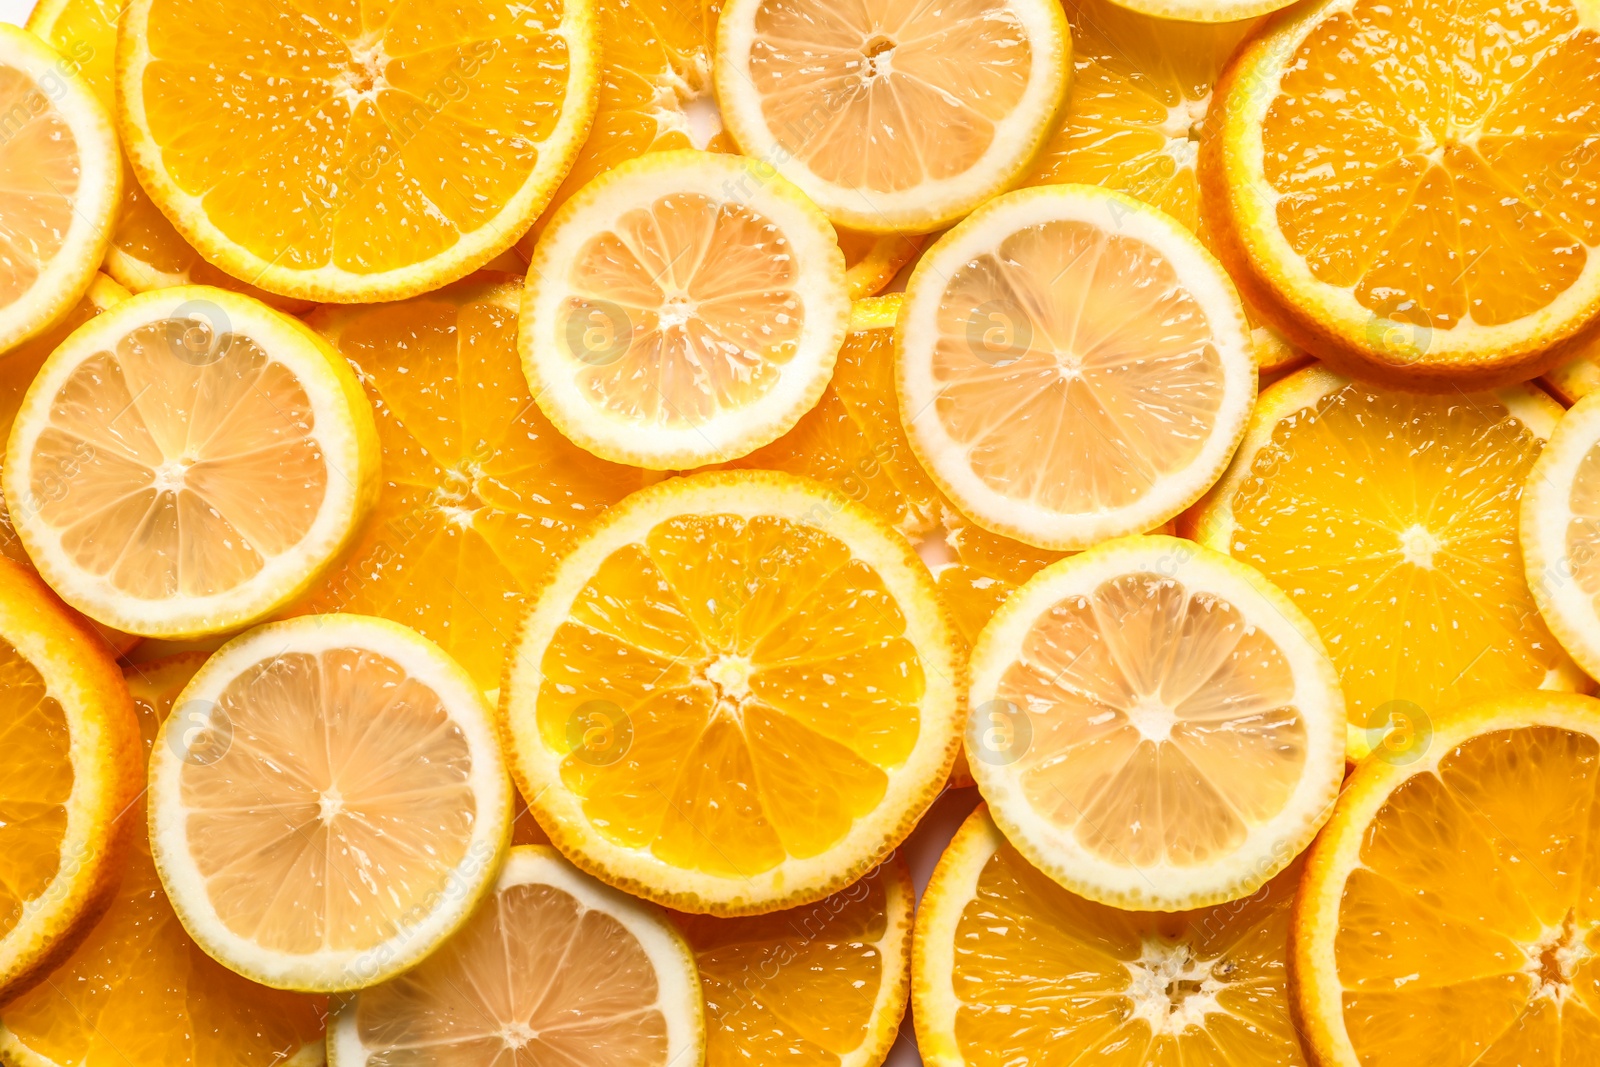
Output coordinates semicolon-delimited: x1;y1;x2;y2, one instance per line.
1543;331;1600;405
147;615;512;992
1020;0;1302;373
1293;692;1600;1067
522;150;850;470
1522;391;1600;682
3;285;381;638
1203;0;1600;390
0;653;329;1067
0;24;119;355
899;184;1257;551
714;0;1070;233
968;534;1344;910
914;806;1309;1067
1185;365;1586;763
290;272;653;695
502;470;960;915
675;856;913;1067
117;0;600;304
0;558;141;1002
327;844;704;1067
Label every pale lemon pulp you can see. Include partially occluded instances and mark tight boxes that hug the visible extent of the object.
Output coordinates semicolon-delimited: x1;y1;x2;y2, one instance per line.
0;62;81;308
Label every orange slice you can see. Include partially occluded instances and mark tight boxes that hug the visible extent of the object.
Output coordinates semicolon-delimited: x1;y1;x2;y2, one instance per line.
3;286;380;638
914;805;1309;1067
521;150;850;469
1293;692;1600;1067
292;272;653;694
0;24;119;355
714;0;1070;233
899;184;1257;551
1522;389;1600;681
1204;0;1600;390
117;0;601;303
328;844;704;1067
147;615;512;991
0;558;140;1002
1186;365;1586;761
501;470;960;915
676;857;913;1066
0;653;328;1067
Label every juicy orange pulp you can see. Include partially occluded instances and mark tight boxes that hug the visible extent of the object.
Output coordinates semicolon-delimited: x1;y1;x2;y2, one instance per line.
296;273;651;691
0;59;87;311
538;512;927;876
1327;725;1600;1064
0;642;73;947
0;654;326;1067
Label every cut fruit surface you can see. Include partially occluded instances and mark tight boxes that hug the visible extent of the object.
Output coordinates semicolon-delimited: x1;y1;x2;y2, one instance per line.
839;231;923;301
147;615;512;992
522;150;850;469
714;0;1070;233
0;23;119;355
1022;0;1300;372
291;272;653;694
676;856;912;1067
328;844;704;1067
1186;365;1584;762
898;184;1257;551
968;534;1344;910
117;0;600;303
1523;390;1600;681
1544;331;1600;405
0;558;140;1002
501;470;960;915
0;654;329;1067
914;806;1308;1067
3;286;380;638
1293;692;1600;1067
1203;0;1600;390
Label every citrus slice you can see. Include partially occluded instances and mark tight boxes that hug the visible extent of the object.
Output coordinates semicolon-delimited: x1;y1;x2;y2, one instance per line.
117;0;600;304
0;653;328;1067
967;534;1344;909
899;184;1257;551
147;615;512;992
1543;331;1600;405
914;805;1309;1067
1204;0;1600;390
291;272;653;694
676;856;912;1067
1293;692;1600;1067
521;150;850;470
1185;365;1585;762
1021;0;1301;373
4;285;380;638
839;231;923;301
0;557;140;1002
714;0;1070;233
0;23;118;355
1522;391;1600;682
501;470;960;915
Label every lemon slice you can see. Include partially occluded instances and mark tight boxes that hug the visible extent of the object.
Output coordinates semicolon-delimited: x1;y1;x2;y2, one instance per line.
1522;391;1600;681
0;653;329;1067
914;806;1309;1067
1543;331;1600;405
1204;0;1600;390
968;534;1344;910
0;24;119;355
502;470;959;915
839;231;923;301
1293;692;1600;1067
678;856;913;1065
522;150;850;470
147;615;512;992
714;0;1069;233
898;184;1256;551
3;286;380;638
117;0;600;303
328;844;703;1067
0;558;140;1002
